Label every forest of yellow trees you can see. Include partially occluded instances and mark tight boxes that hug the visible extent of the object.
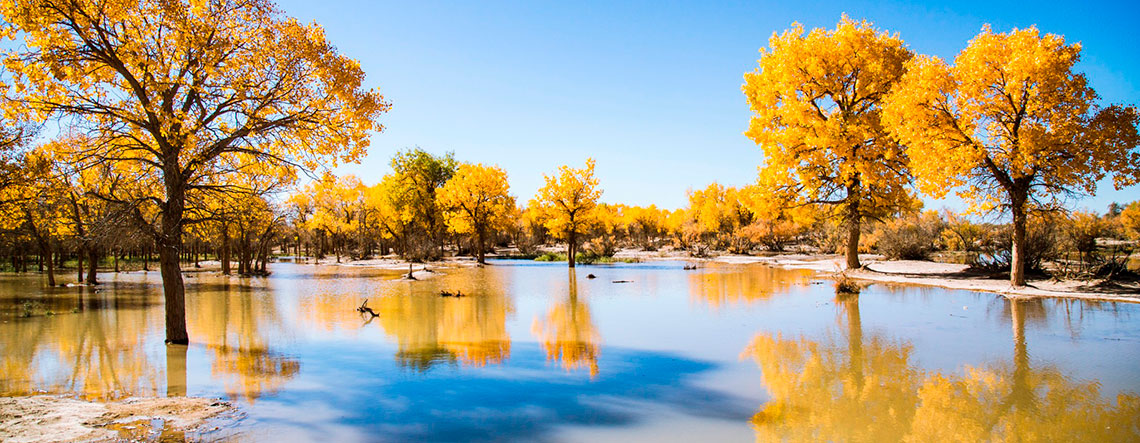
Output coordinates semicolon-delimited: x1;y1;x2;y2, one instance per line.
1;4;1138;347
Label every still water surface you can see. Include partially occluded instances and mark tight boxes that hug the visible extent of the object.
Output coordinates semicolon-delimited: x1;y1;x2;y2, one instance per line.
1;260;1138;441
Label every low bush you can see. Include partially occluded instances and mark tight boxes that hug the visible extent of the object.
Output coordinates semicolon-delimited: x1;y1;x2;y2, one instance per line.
873;211;946;260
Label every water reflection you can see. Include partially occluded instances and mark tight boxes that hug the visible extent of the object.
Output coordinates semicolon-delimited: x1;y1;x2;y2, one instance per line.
690;263;812;308
0;275;298;401
532;270;601;377
188;280;299;401
0;284;160;400
743;296;1140;441
370;268;514;370
2;262;1138;441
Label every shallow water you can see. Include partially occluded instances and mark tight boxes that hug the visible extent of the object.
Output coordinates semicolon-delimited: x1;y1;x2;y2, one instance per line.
1;260;1138;442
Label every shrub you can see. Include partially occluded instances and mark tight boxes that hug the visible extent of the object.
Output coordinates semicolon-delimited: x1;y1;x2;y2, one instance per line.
970;213;1061;273
873;211;946;260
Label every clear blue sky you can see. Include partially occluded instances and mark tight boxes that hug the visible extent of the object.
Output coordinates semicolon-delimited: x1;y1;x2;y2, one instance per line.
276;0;1140;212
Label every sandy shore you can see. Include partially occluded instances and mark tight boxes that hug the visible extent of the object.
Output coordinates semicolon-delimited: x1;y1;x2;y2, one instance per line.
702;253;1140;303
0;395;232;443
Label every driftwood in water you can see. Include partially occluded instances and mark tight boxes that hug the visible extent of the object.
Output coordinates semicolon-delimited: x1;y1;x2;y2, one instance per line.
357;299;379;317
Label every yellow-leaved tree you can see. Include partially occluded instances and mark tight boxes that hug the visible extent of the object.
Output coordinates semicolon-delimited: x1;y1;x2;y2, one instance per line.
0;0;389;343
533;159;602;268
438;163;516;264
883;26;1140;286
743;16;916;269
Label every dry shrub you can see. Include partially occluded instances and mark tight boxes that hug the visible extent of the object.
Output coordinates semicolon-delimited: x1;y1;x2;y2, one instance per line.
873;211;946;260
739;218;805;252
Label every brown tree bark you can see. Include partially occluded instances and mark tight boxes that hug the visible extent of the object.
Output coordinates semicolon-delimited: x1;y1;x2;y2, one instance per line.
86;246;98;284
1009;193;1028;287
76;248;84;283
221;223;231;275
159;168;189;345
846;218;861;270
476;226;486;264
40;240;55;287
568;229;577;268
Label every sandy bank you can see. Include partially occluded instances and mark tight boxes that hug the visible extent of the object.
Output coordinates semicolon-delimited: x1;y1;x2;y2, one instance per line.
708;253;1140;303
0;395;232;443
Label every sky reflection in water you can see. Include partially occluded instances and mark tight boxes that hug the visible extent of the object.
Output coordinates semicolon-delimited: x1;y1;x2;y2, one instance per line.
0;260;1138;441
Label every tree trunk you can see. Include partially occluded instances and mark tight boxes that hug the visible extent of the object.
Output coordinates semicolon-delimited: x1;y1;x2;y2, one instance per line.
1010;195;1028;287
845;216;861;270
476;227;486;264
568;229;577;268
86;246;98;284
76;247;84;283
159;234;188;344
159;165;189;345
40;241;55;287
221;224;231;275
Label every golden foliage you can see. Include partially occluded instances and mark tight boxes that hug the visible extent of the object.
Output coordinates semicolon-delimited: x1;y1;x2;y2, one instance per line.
532;159;602;265
743;16;915;227
883;26;1140;213
438;163;516;261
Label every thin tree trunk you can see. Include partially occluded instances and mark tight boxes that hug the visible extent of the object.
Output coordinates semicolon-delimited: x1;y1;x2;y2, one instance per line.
221;224;231;275
41;241;55;287
568;229;577;268
477;227;486;264
1010;197;1027;287
77;247;84;283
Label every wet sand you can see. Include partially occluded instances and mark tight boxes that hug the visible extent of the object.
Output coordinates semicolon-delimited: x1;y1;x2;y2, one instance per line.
0;396;232;442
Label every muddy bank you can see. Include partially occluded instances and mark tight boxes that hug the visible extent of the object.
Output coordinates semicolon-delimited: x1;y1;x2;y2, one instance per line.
0;395;233;443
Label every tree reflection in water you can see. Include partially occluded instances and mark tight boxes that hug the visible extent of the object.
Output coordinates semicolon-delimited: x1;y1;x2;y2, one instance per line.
370;268;514;370
532;270;601;377
743;296;1140;441
689;263;812;309
0;277;299;402
0;285;160;400
188;280;299;402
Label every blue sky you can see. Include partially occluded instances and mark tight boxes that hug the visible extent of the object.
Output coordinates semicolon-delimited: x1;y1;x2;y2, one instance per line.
276;0;1140;212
